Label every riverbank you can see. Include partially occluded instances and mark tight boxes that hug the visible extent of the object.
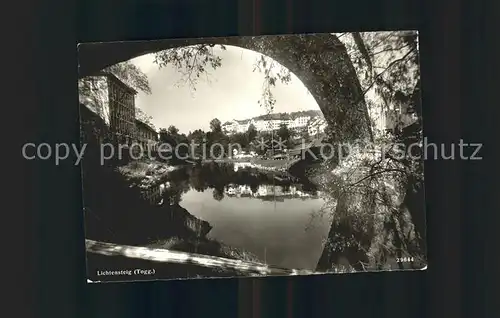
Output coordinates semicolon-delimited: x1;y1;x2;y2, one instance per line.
117;158;179;189
85;159;268;277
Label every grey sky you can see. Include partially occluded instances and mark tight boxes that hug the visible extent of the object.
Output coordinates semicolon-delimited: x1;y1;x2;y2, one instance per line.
130;45;320;134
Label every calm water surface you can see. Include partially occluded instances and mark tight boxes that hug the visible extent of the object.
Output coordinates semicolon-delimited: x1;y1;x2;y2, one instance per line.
143;163;332;270
179;184;330;270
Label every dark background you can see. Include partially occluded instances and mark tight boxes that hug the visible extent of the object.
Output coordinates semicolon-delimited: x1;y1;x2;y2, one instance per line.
10;0;498;317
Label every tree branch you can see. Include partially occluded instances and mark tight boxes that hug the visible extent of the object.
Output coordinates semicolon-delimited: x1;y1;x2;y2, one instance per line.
347;168;409;187
361;47;416;97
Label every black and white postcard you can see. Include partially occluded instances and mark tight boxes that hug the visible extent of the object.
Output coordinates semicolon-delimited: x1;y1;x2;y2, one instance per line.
78;31;427;283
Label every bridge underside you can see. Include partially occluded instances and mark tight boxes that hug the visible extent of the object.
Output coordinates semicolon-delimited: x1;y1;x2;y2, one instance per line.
78;34;371;143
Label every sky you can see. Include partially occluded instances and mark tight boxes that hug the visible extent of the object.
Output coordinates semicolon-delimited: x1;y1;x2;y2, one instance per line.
130;45;320;134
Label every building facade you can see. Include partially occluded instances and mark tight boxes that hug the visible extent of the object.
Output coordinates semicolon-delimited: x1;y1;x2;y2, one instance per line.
79;72;159;155
78;72;138;146
135;119;158;152
289;116;311;129
222;121;238;134
221;112;320;135
107;74;137;145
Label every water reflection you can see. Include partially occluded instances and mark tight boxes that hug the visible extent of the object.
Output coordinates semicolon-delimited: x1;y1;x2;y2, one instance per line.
137;162;329;270
224;184;320;201
139;162;320;206
181;189;329;270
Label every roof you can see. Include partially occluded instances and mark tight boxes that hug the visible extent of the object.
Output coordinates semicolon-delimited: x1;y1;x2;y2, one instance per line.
235;119;250;124
135;119;156;133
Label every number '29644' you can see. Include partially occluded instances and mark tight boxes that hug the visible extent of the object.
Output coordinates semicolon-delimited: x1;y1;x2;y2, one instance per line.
396;257;414;262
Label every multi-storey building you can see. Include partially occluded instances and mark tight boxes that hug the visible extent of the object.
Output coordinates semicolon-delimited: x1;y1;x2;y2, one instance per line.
221;111;322;135
107;74;137;145
78;72;138;146
253;119;269;131
135;119;158;152
234;119;251;133
289;116;311;129
222;121;238;134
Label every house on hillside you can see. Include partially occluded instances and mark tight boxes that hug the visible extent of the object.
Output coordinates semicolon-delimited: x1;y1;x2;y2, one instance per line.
222;120;237;134
234;119;251;133
222;110;323;135
289;115;311;129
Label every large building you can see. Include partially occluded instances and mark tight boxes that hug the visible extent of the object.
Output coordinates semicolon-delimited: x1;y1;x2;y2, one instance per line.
78;72;158;151
222;110;323;135
78;72;138;145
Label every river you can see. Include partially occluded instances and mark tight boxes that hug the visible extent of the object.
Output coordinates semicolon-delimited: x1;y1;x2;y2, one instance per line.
143;162;332;271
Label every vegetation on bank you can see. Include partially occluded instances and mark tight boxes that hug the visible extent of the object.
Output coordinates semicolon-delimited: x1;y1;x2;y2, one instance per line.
82;151;267;276
117;158;178;189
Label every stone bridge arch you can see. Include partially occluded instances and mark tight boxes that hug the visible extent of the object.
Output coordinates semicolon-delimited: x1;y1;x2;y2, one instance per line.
78;34;372;143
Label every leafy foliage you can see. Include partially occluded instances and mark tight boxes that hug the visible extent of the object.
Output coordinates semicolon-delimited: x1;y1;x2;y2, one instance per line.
104;61;152;94
135;107;155;128
154;44;227;91
277;124;293;149
314;31;425;272
209;118;222;133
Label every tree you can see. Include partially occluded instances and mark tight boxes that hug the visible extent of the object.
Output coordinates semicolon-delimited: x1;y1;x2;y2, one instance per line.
188;129;206;143
135;107;154;128
158;126;190;161
340;31;420;137
277;123;291;148
158;128;174;145
105;61;152;94
212;188;224;201
210;118;222;133
167;125;179;135
230;133;249;151
315;31;424;272
154;44;227;91
187;129;207;158
246;124;258;143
